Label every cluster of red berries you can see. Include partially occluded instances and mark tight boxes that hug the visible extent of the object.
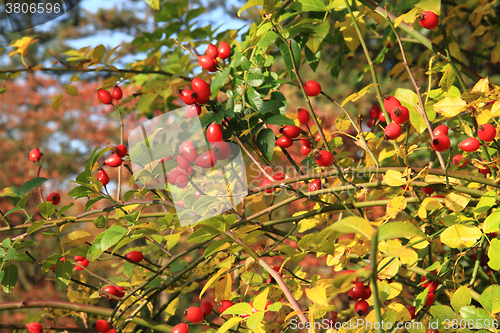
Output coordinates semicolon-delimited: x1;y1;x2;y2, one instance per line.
431;124;451;152
94;319;117;333
418;11;439;30
381;95;409;141
171;300;234;333
180;78;211;109
366;104;382;128
162;130;232;189
104;144;128;169
339;270;371;316
97;85;123;105
198;42;231;72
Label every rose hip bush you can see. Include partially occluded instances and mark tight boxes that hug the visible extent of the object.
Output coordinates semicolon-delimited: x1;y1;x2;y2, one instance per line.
1;0;500;332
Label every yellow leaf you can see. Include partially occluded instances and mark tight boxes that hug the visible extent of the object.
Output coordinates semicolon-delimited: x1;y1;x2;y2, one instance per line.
418;206;427;220
335;113;351;131
341;83;377;106
386;196;407;219
408;236;429;249
164;297;179;320
216;273;232;301
217;317;243;333
491;101;500;116
440;224;482;249
387;282;403;300
433;97;467;117
384;247;418;266
334;11;365;52
472;77;492;93
305;285;329;306
377;257;400;279
491;44;500;64
445;192;470;212
477;109;493;125
200;267;229;298
62;231;91;247
384;170;406;186
422;197;443;210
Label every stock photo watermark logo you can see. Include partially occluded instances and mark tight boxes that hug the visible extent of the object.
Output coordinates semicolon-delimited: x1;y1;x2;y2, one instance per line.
128;106;248;227
3;0;79;32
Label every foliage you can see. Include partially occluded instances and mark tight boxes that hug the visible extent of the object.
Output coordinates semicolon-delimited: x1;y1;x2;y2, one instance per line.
1;0;500;332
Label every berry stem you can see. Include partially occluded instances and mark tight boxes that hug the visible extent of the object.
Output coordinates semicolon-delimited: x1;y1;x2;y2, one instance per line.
115;105;125;201
385;15;446;170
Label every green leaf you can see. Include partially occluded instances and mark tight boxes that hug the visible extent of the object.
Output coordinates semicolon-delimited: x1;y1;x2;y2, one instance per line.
247;69;264;87
451;285;471;312
237;0;264;17
55;260;73;291
0;186;21;198
279;42;295;80
204;239;230;257
19;177;47;196
38;202;55;219
256;129;276;162
1;264;18;294
429;305;456;323
265;115;295;126
57;203;74;218
306;21;330;53
460;306;493;322
246;311;265;330
298;0;325;11
259;100;286;115
137;93;157;114
479;285;500;314
85;196;104;212
211;67;231;99
327;216;375;239
305;47;320;72
483;211;500;233
378;222;427;241
487;238;500;270
415;288;429;312
393;88;434;134
221;302;253;315
100;225;127;251
475;191;497;213
93;215;107;229
258;32;278;49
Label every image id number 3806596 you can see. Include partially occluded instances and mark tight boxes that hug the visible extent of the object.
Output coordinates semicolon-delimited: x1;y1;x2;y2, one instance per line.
443;319;498;330
5;2;61;13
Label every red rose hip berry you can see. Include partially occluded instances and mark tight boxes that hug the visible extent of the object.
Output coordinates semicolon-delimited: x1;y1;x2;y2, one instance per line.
282;125;301;138
478;123;496;142
218;300;234;313
206;123;223;142
313;149;334;167
171;323;189;333
390;106;410;125
97;168;109;186
432;135;450;152
354;300;369;316
125;251;144;263
185;306;204;323
424;292;435;306
307;179;322;192
433;125;448;137
112;86;123;100
26;323;43;333
29;148;42;162
297;108;310;124
97;89;113;104
418;11;439;30
218;41;231;59
75;258;89;271
276;136;293;148
452;154;468;168
200;302;213;316
47;192;61;205
459;137;480;152
304;81;322;96
196;151;216;168
382;95;401;112
185;104;202;118
300;145;312;155
260;178;273;193
348;282;366;300
105;154;122;167
95;320;110;333
114;144;128;158
206;44;218;59
384;123;402;140
369;104;381;119
198;55;215;69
